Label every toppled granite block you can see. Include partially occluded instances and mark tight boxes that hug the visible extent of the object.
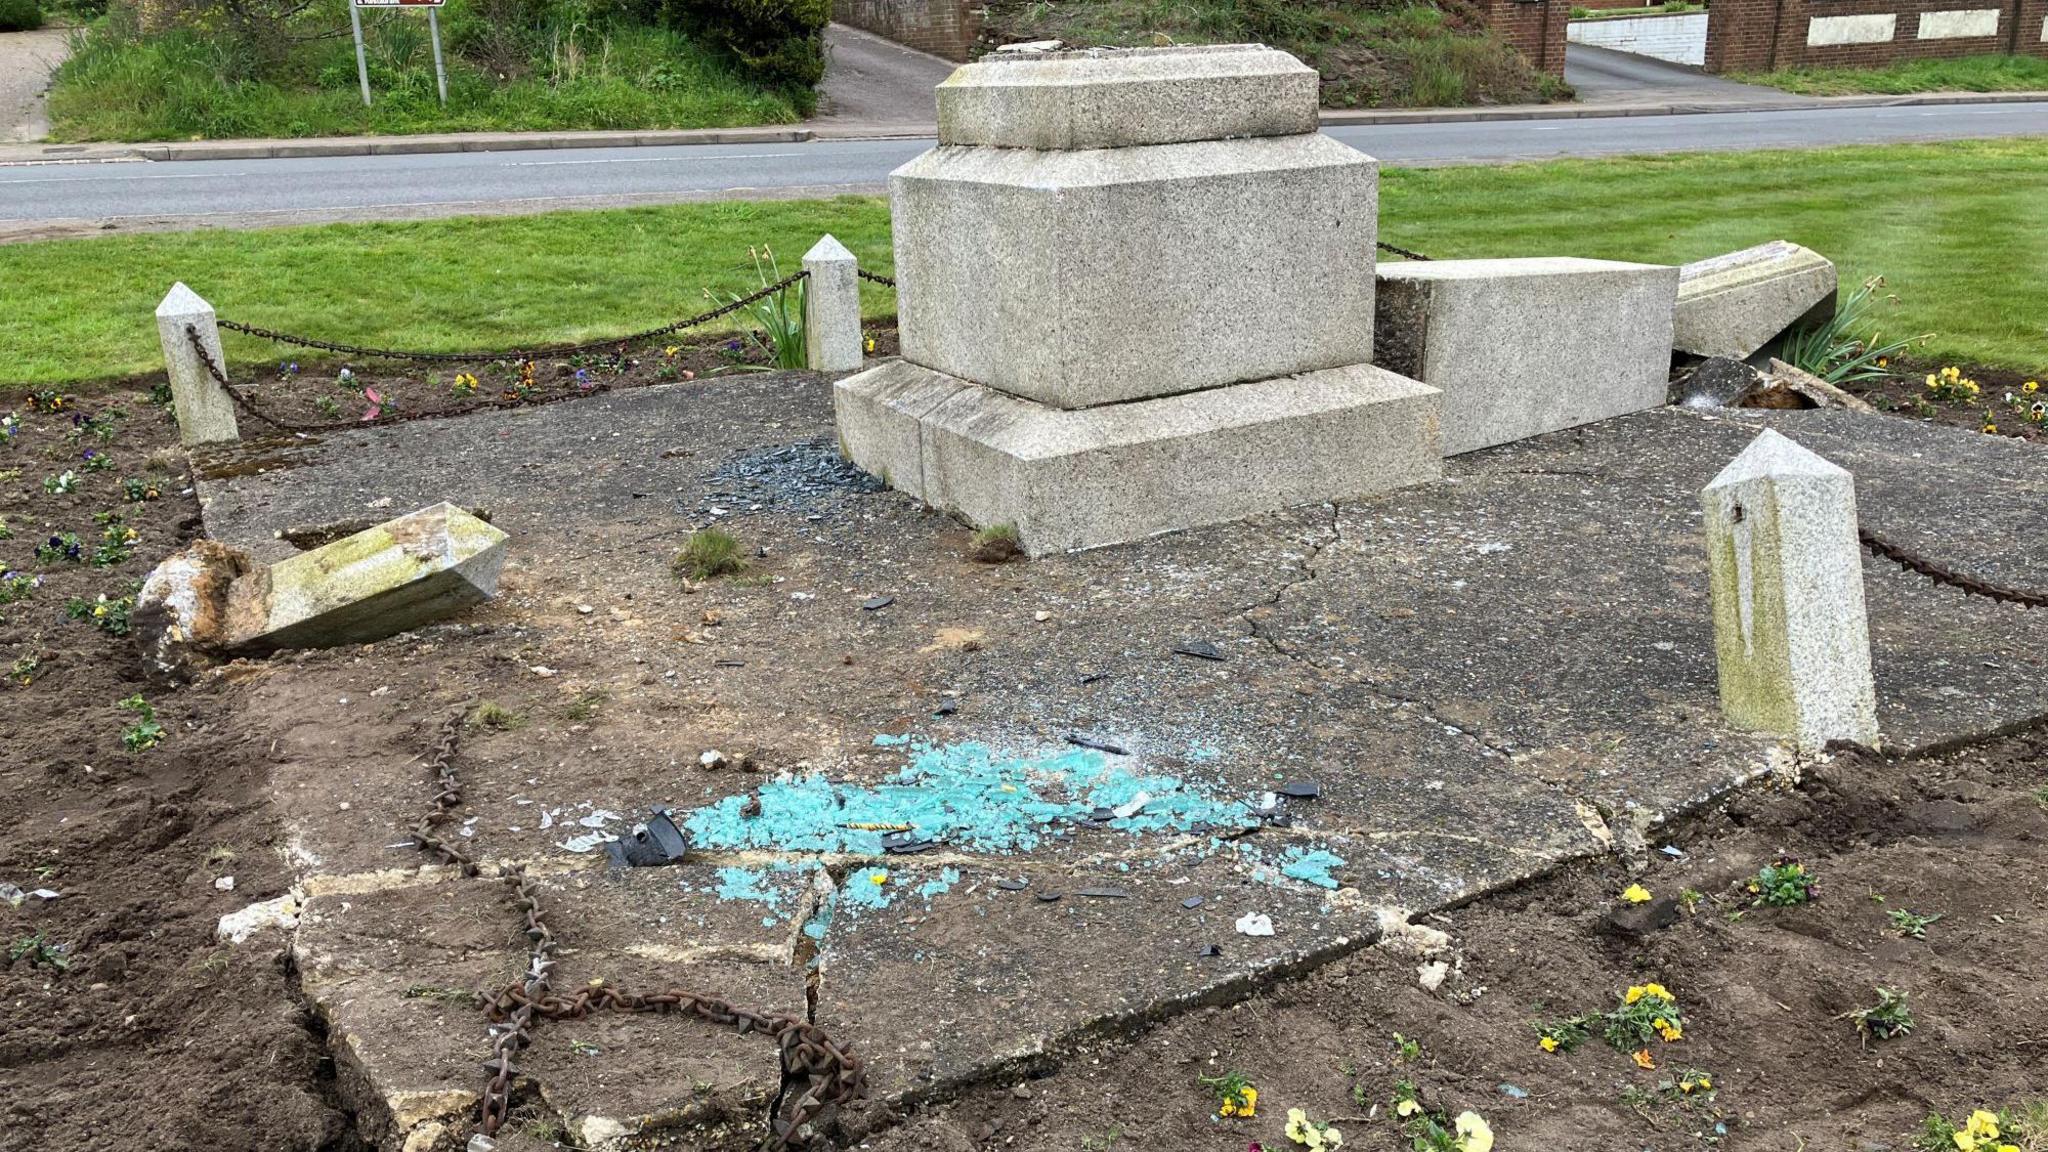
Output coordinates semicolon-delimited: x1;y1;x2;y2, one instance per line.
136;502;507;673
1673;240;1837;361
1374;256;1678;456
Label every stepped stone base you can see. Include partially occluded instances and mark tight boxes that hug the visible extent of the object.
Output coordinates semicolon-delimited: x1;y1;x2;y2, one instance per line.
835;359;1442;555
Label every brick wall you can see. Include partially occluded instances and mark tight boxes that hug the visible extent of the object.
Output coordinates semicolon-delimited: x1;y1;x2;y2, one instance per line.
1484;0;1572;75
1568;12;1710;64
833;0;986;62
1706;0;2048;72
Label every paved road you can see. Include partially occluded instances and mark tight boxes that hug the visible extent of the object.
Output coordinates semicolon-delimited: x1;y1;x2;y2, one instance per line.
1563;43;1802;106
812;22;956;134
3;102;2044;234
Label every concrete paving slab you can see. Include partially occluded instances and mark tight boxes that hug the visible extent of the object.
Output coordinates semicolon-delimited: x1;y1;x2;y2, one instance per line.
194;374;2048;1148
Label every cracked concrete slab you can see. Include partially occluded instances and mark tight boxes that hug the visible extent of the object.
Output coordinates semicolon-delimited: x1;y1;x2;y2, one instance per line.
194;372;2048;1149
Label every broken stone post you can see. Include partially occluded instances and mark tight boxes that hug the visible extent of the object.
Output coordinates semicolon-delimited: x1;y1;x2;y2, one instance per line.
803;234;863;373
136;503;508;676
1701;428;1878;750
154;282;240;447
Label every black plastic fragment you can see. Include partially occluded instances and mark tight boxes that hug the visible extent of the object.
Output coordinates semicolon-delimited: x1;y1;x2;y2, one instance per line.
1277;780;1322;800
1197;944;1223;958
1181;896;1205;909
1173;640;1225;661
605;808;691;868
995;878;1030;891
862;595;894;611
881;832;942;855
1035;891;1062;902
1077;886;1131;899
1066;733;1129;756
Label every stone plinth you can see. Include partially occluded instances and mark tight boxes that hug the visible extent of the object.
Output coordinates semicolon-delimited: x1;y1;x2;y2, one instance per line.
836;359;1441;555
1374;257;1679;456
935;44;1320;150
1701;429;1878;750
1674;240;1837;361
803;233;863;373
893;135;1378;409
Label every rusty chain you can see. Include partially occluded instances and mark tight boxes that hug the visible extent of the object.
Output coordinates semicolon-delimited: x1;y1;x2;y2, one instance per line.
217;272;807;364
1376;240;1431;261
408;705;863;1148
183;274;808;437
1861;528;2048;610
855;269;896;288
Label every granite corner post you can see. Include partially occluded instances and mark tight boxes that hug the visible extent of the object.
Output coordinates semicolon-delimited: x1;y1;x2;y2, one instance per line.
1701;428;1879;751
803;234;864;373
155;282;240;446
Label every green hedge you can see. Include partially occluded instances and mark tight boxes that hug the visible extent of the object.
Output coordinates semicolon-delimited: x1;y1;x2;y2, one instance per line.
0;0;45;32
663;0;828;108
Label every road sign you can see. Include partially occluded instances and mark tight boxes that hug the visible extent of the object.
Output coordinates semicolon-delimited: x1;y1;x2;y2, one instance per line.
349;0;449;106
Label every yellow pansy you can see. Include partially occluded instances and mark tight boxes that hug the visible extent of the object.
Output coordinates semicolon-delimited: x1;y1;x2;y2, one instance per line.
1218;1086;1257;1117
1633;1048;1656;1070
1622;884;1652;904
1396;1098;1421;1118
1539;1036;1559;1052
1454;1111;1494;1152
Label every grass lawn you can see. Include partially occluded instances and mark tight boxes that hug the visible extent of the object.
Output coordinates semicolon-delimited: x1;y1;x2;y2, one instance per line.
1;140;2045;389
1733;53;2048;96
48;6;800;142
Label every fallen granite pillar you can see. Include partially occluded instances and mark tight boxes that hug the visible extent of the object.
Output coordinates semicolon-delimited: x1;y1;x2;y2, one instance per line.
1373;257;1678;456
837;44;1440;554
1673;241;1837;361
155;282;240;447
136;503;507;673
1701;429;1878;750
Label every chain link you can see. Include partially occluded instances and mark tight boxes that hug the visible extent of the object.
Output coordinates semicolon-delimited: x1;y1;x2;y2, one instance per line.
1861;528;2048;609
216;272;807;365
855;269;896;288
408;705;863;1148
1376;241;1431;261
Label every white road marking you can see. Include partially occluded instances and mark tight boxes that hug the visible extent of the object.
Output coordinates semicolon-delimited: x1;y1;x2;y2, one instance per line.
501;152;809;167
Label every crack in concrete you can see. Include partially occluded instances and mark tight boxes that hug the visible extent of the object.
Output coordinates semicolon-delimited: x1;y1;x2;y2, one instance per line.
1239;502;1343;666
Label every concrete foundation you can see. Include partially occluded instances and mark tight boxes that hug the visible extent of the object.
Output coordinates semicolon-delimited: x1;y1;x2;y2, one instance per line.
836;359;1442;555
1674;240;1838;361
1374;257;1679;456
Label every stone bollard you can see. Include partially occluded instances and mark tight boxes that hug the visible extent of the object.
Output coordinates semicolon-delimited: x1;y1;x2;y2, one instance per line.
1701;428;1878;750
154;282;240;446
802;234;863;373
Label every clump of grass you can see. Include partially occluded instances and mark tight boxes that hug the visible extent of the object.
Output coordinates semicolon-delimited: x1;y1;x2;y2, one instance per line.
563;687;610;722
968;523;1022;564
1847;987;1915;1045
470;701;525;731
675;527;747;581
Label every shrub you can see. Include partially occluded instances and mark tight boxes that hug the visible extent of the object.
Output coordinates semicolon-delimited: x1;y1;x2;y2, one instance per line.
662;0;827;107
0;0;43;31
674;526;746;581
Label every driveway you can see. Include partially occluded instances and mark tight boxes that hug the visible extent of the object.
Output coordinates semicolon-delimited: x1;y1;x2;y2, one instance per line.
0;27;71;142
809;22;955;136
1565;42;1810;107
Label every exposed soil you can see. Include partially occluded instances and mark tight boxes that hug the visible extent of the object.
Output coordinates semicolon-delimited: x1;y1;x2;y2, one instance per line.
0;389;358;1152
856;725;2048;1152
1845;360;2047;445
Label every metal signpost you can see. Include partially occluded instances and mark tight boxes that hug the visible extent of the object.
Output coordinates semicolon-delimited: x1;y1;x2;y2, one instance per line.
350;0;449;108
